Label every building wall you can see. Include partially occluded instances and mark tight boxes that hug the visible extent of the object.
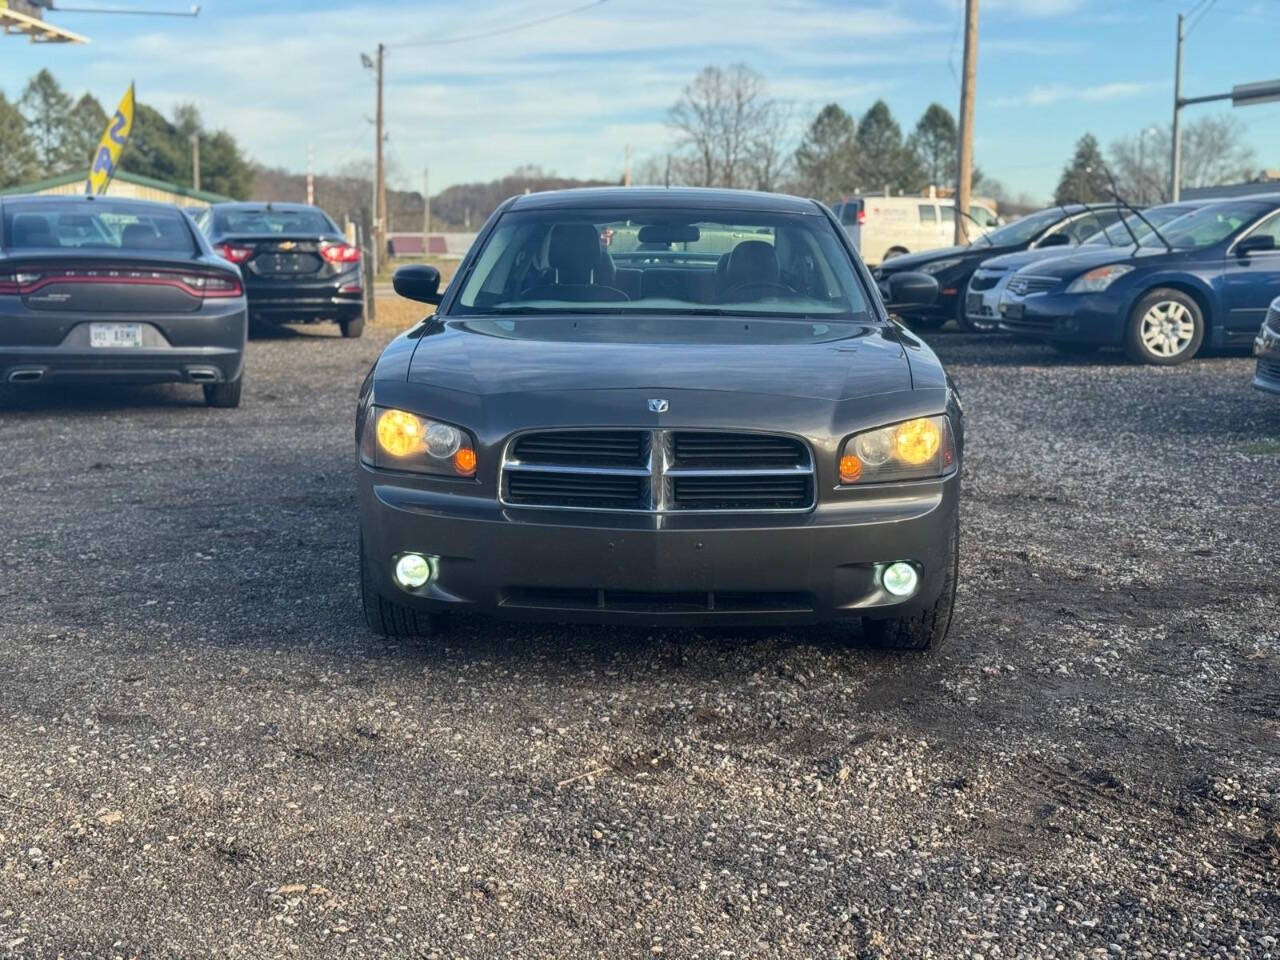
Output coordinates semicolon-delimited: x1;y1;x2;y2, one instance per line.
28;179;209;207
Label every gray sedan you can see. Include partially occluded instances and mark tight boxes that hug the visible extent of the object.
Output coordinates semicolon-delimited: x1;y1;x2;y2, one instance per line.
0;194;247;407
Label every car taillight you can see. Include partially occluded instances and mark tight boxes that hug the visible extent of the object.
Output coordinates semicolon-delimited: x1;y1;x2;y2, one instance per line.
216;243;255;264
180;273;243;298
319;241;361;264
0;272;18;295
0;271;41;294
857;209;867;225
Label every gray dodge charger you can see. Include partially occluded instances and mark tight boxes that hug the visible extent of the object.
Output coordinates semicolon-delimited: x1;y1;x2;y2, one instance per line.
357;187;962;649
0;194;247;407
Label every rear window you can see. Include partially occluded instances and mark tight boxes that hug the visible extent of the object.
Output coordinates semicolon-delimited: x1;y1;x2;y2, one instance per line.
212;208;335;235
2;202;195;252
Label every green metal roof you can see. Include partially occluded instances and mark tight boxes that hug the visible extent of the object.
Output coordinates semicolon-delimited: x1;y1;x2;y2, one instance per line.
0;169;233;204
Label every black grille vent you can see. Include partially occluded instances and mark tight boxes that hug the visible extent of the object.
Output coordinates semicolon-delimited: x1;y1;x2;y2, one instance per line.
513;430;647;467
671;432;805;468
671;475;812;510
506;471;647;508
1258;357;1280;382
968;271;1003;292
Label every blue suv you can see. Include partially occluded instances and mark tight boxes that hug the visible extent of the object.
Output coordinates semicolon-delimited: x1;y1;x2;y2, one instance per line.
998;197;1280;364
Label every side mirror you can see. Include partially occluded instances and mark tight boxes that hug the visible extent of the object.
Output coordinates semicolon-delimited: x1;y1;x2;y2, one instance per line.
1236;233;1277;256
881;271;938;310
1038;233;1072;248
393;264;443;305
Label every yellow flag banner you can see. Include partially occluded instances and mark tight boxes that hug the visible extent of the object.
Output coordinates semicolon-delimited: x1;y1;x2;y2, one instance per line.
86;83;135;196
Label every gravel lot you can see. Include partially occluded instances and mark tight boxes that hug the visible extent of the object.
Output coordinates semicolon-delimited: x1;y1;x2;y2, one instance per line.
1;323;1277;959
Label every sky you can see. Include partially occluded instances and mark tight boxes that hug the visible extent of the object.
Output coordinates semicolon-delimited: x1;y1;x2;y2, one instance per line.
3;0;1278;201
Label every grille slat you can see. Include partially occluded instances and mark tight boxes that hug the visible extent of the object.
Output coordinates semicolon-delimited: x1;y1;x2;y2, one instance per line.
503;429;814;512
1006;275;1057;297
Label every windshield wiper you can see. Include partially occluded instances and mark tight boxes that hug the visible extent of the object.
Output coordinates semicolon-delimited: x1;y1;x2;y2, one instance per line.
1096;162;1174;253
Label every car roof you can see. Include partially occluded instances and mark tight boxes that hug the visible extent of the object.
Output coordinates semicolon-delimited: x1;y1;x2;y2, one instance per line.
208;201;326;212
0;193;185;215
508;186;821;214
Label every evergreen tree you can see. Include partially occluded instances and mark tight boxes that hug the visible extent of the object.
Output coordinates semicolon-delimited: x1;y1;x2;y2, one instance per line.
64;93;109;173
19;69;75;173
199;129;252;199
1054;133;1110;204
123;102;187;184
793;103;857;203
908;103;957;187
855;100;923;194
0;92;39;188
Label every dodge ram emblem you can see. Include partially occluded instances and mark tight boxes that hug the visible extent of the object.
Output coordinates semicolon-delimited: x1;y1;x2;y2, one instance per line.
647;399;669;413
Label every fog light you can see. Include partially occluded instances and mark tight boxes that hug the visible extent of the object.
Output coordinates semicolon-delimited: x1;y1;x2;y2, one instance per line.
882;561;919;597
394;553;434;589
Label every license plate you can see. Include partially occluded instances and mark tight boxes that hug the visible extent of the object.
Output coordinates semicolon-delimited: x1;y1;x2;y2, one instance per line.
257;253;314;274
1002;302;1024;320
90;323;143;348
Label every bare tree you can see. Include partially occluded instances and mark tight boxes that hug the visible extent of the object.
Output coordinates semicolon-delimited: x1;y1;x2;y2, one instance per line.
1109;114;1257;204
668;64;789;190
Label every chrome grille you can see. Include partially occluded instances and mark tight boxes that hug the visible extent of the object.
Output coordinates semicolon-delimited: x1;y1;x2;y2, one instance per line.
1006;275;1058;296
502;429;814;513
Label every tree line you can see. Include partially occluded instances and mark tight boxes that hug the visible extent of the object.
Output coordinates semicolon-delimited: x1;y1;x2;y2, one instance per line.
645;63;1005;205
0;69;252;198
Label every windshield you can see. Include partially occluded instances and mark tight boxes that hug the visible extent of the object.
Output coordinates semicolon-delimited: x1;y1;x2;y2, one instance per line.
2;201;196;252
452;206;874;319
212;208;335;235
977;208;1065;246
1083;205;1197;246
1141;201;1267;249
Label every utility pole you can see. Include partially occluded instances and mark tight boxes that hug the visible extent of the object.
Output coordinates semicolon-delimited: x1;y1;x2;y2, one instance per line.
624;145;632;187
1171;13;1184;201
189;133;200;192
375;42;387;264
954;0;979;245
306;144;315;206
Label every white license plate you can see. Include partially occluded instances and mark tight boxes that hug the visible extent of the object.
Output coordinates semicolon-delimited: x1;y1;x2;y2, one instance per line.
89;323;143;348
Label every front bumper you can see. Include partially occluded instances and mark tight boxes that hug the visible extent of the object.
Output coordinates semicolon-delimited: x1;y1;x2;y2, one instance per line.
965;271;1008;326
1254;316;1280;395
359;467;960;626
998;290;1125;343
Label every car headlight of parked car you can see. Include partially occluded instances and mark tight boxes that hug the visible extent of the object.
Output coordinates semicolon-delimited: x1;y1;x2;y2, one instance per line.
838;415;956;484
920;257;962;275
1065;264;1133;294
360;406;477;477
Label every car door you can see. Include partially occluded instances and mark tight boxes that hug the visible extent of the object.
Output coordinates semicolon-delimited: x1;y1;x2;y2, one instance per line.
1223;211;1280;336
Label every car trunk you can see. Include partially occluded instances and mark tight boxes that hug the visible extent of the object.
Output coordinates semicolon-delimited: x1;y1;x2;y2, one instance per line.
6;253;225;314
221;235;337;281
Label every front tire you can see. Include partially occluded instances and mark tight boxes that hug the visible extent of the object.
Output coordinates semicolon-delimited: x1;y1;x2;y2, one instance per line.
203;376;242;408
862;511;959;651
1125;288;1204;365
360;541;441;638
340;316;366;339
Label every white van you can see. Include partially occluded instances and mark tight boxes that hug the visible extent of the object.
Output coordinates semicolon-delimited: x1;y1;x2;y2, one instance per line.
829;195;1000;266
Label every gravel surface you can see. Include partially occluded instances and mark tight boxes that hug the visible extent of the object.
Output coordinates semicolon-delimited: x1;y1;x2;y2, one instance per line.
0;324;1277;959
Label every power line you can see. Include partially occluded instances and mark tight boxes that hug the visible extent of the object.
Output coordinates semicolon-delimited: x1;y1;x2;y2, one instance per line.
391;0;607;50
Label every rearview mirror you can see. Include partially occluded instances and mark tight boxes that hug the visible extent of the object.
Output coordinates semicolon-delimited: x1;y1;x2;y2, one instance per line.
393;264;443;305
881;271;938;310
1236;233;1277;256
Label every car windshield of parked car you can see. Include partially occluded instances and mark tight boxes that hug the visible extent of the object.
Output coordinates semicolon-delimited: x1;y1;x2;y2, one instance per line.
2;201;196;252
1142;201;1265;249
1083;206;1193;246
975;208;1066;247
452;207;874;319
212;208;334;235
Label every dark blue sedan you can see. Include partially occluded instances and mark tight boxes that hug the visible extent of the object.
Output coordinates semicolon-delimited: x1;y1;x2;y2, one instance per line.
998;196;1280;364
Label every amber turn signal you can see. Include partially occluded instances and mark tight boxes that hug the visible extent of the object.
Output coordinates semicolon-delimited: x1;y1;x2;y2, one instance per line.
453;447;478;475
839;454;863;484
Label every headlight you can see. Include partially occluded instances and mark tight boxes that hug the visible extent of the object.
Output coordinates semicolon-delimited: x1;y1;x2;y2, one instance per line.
361;406;477;477
1066;264;1133;293
839;416;956;484
921;257;962;275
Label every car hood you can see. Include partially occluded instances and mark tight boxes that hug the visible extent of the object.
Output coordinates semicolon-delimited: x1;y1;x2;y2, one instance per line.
980;245;1098;271
1014;244;1165;280
879;242;1016;272
405;314;913;401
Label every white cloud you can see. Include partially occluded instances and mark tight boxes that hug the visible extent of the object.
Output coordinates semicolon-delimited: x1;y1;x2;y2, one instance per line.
989;81;1164;108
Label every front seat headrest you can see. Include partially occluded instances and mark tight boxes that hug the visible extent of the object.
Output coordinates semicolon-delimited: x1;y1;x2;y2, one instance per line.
10;214;56;247
548;223;603;285
724;240;779;288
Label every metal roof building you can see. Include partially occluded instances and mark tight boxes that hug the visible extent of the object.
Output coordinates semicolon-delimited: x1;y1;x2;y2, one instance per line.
0;170;232;207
